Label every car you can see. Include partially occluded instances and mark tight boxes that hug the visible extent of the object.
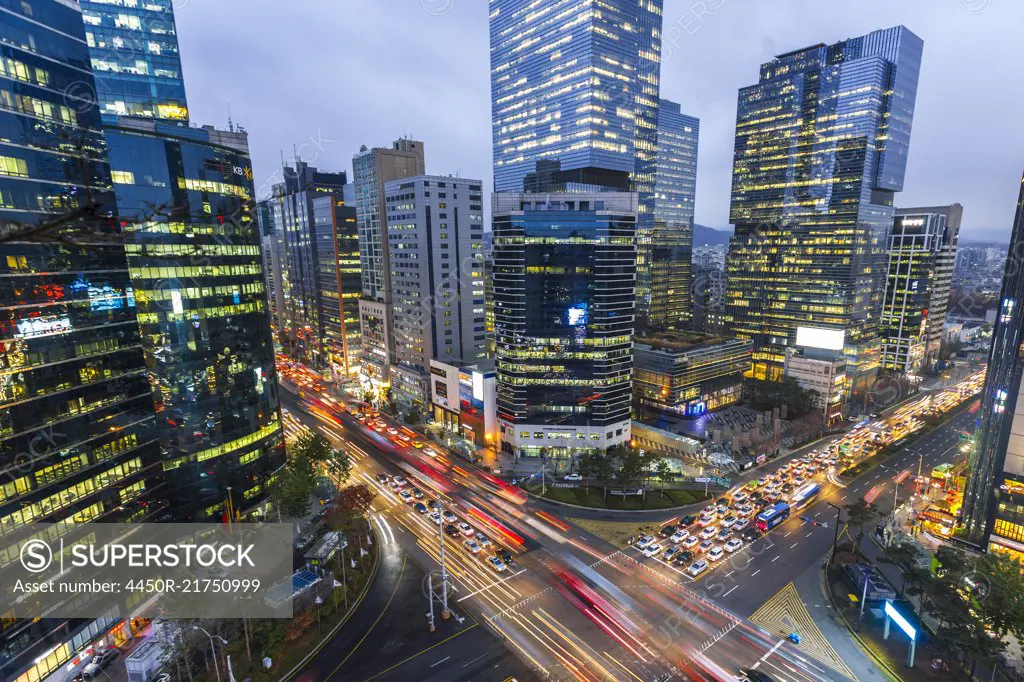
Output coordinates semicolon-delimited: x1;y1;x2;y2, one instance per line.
376;472;390;484
388;427;399;435
698;539;715;553
687;560;709;577
707;546;724;562
739;668;776;682
387;479;402;491
635;535;656;549
702;505;717;516
428;511;442;525
445;523;461;538
680;514;698;526
641;542;664;558
81;648;120;679
669;530;690;544
442;510;457;523
716;497;730;507
424;447;439;458
732;491;748;504
564;473;583;481
396;433;411;443
412;440;424;449
681;536;700;549
412;488;424;499
741;528;761;542
725;538;743;553
698;515;716;527
699;526;717;540
736;505;754;517
413;502;428;514
720;515;737;529
474;532;491;547
399;489;413;502
463;539;482;554
495;548;515;566
457;522;475;537
733;517;750;532
393;475;407;487
674;550;696;566
659;524;678;538
429;499;443;510
663;547;681;562
487;555;507;572
716;529;732;543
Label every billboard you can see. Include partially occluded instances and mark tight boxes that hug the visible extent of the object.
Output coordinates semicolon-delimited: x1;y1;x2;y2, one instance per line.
796;326;845;351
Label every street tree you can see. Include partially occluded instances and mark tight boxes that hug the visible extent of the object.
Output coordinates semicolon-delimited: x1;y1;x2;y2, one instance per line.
879;541;922;598
654;459;673;498
843;497;881;558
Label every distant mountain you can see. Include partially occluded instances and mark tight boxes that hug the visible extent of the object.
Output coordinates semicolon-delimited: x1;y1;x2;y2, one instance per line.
959;228;1010;246
693;224;733;247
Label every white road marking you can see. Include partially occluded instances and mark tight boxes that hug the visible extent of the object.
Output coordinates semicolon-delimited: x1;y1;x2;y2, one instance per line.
751;639;786;670
771;555;781;563
430;656;451;668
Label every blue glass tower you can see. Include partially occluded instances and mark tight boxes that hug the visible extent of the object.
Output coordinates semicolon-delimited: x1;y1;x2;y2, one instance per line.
724;26;923;398
490;0;662;316
80;0;189;122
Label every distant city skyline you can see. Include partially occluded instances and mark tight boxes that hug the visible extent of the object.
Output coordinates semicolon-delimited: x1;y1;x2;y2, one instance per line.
174;0;1024;240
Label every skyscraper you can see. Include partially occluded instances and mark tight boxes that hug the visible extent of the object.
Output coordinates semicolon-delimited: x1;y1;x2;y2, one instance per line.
105;120;285;521
385;176;486;413
489;0;662;318
649;99;699;331
80;0;189;122
881;205;961;376
0;2;163;679
962;174;1024;555
313;192;361;379
724;26;923;398
352;138;426;394
493;191;637;458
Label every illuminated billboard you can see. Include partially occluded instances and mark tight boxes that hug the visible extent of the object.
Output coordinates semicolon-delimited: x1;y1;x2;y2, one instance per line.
796;326;845;351
567;303;588;327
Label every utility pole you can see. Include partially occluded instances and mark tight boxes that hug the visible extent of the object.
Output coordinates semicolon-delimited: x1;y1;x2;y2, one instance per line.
427;574;435;632
437;502;451;620
826;501;841;564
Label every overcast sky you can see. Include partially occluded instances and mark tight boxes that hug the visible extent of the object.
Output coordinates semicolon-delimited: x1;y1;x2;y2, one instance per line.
175;0;1023;242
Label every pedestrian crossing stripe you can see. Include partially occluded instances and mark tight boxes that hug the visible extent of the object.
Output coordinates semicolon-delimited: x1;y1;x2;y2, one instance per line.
750;582;856;680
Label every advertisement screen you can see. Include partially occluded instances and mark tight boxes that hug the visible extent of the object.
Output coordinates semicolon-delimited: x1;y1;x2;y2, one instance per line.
796;326;845;351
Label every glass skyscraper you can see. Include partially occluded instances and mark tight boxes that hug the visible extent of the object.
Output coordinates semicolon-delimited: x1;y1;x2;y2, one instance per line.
80;0;189;122
724;26;922;399
489;0;661;318
962;174;1024;557
493;191;636;458
0;2;162;679
649;99;699;331
105;120;285;521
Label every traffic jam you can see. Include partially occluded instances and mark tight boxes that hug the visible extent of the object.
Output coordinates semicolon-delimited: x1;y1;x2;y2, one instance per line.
632;369;986;581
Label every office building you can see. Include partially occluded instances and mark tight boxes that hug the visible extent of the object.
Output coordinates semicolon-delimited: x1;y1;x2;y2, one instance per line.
429;359;498;447
724;26;923;399
962;174;1024;556
0;2;163;680
881;205;961;376
648;100;699;331
490;0;662;318
634;335;752;417
264;162;359;377
352;139;426;393
385;175;486;412
784;347;848;426
80;0;189;122
105;119;285;521
493;191;636;458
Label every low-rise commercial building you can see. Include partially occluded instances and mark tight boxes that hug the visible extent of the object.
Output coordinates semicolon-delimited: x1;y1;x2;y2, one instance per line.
784;347;848;426
429;359;497;447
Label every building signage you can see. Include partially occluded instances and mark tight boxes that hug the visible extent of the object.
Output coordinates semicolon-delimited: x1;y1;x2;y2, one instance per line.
609;488;644;496
884;600;916;640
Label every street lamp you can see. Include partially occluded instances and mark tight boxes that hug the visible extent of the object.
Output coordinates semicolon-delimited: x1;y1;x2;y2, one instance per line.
192;626;228;682
825;501;842;564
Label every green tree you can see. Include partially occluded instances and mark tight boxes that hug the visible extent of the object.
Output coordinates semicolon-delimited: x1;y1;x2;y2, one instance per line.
654;459;673;498
271;464;315;521
843;497;881;558
293;430;334;466
879;541;922;598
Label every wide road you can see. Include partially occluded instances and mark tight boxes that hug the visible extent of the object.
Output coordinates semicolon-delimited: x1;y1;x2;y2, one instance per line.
282;387;856;682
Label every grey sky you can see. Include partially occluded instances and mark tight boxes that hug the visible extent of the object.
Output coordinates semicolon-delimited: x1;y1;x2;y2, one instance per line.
175;0;1023;241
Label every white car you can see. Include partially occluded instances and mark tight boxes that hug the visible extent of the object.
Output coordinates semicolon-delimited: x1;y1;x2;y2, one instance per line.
457;522;475;537
399;490;413;503
687;560;708;577
681;536;700;550
635;535;656;549
720;516;737;529
669;530;690;544
428;511;442;525
424;447;439;458
699;526;717;540
725;538;743;553
698;515;716;527
662;547;681;562
707;546;725;562
641;542;664;558
463;539;482;554
563;473;583;481
487;556;506;572
732;491;748;504
393;475;407;487
442;510;457;523
474;532;491;547
387;427;399;435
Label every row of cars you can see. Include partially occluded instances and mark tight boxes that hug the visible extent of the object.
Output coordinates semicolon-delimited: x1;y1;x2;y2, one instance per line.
378;472;515;573
355;412;428;450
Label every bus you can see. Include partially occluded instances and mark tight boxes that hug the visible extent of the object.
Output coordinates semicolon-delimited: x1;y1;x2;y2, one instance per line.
756;502;790;532
790;483;821;510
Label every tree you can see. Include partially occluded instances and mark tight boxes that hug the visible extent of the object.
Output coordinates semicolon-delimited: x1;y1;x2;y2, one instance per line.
271;465;315;521
327;484;377;532
879;541;921;598
293;430;334;466
843;497;881;558
654;459;673;498
615;447;649;488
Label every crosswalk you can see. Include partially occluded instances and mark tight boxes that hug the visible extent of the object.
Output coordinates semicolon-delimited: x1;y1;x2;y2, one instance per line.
749;582;855;679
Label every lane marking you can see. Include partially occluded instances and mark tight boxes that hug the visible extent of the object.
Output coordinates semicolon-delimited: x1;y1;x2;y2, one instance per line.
771;556;780;563
751;639;786;670
430;657;451;668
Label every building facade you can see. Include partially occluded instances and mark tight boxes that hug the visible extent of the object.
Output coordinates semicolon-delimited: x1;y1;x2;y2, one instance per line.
490;0;662;318
634;335;751;417
312;193;360;378
0;2;163;680
105;120;285;521
80;0;189;122
648;99;699;331
881;206;961;377
493;191;636;458
784;347;848;426
429;359;498;447
963;174;1024;557
385;176;486;412
724;26;923;399
352;139;426;394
